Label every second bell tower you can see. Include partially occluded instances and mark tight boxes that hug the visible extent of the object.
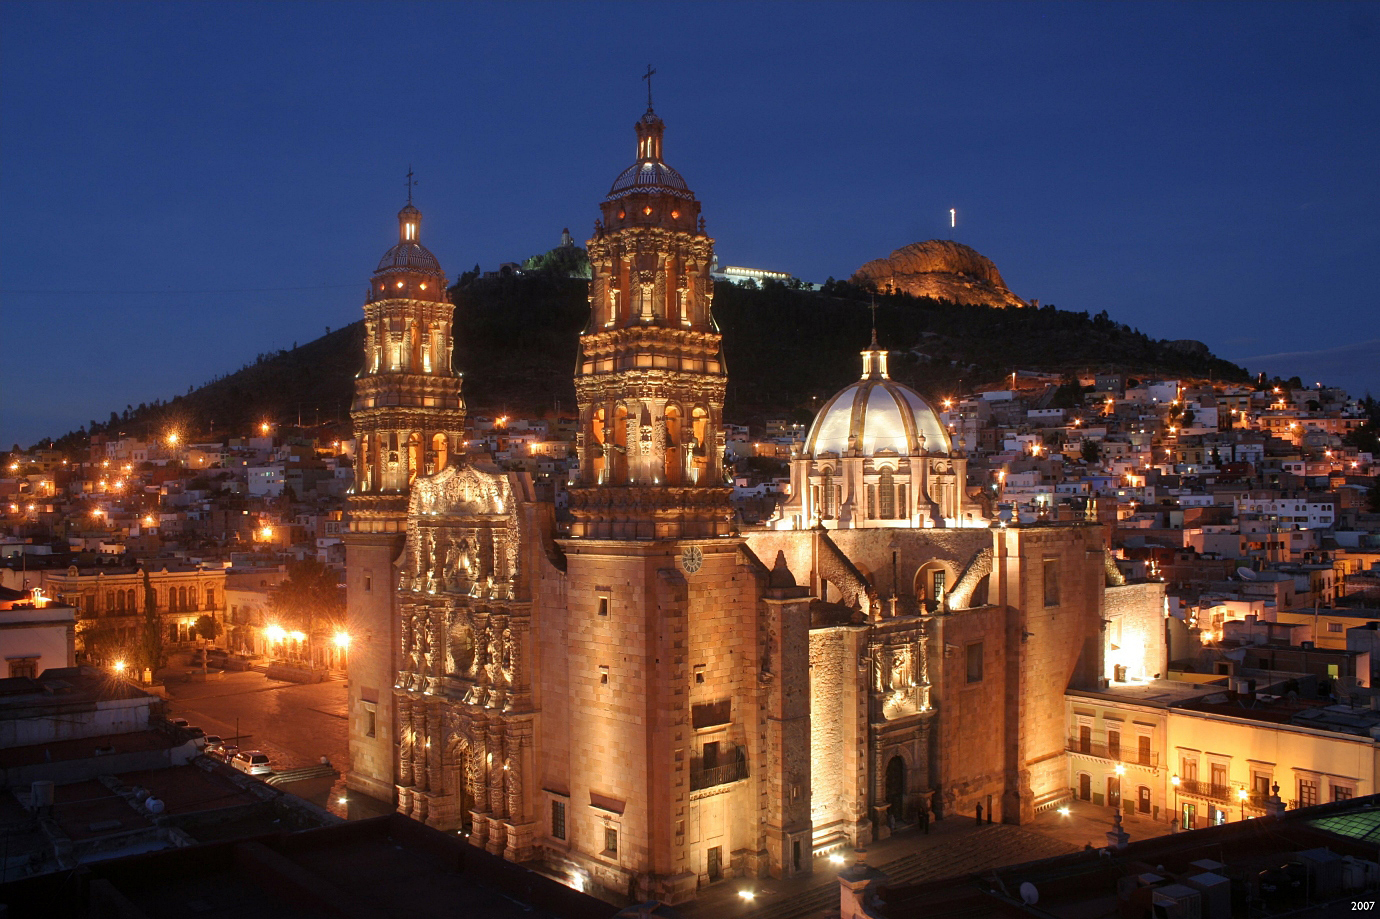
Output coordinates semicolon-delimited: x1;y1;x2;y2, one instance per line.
570;102;731;539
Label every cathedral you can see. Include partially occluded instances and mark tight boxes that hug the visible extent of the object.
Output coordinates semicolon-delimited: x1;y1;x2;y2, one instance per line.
344;98;1163;905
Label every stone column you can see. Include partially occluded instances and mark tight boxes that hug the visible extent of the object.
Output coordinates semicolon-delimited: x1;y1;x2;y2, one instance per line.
397;697;415;788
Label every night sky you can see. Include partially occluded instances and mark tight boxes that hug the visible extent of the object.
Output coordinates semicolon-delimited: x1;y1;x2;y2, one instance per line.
2;2;1377;448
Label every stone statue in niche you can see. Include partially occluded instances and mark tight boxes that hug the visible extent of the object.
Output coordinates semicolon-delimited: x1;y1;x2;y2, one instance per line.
499;628;514;679
890;645;911;690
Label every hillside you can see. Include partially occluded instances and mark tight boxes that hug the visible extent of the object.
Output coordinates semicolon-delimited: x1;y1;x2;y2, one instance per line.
51;276;1250;448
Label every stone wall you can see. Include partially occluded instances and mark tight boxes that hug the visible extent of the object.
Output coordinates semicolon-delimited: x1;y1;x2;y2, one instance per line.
1104;582;1167;683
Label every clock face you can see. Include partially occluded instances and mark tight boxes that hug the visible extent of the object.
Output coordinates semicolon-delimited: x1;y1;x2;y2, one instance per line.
681;545;703;574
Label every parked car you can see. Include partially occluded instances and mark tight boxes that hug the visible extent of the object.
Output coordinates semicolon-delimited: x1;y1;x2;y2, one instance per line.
230;750;272;776
214;744;239;764
201;736;225;757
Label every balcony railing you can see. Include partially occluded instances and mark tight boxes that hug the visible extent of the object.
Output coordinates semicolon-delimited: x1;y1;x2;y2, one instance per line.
1176;778;1238;803
690;749;748;791
1066;737;1159;768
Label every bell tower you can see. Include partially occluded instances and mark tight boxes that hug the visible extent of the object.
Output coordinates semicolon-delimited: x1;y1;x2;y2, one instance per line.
570;101;731;538
553;95;772;906
345;192;465;800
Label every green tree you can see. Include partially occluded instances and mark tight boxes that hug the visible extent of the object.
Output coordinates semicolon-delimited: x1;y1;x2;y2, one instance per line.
1081;440;1101;464
269;559;345;638
194;614;221;643
140;569;163;673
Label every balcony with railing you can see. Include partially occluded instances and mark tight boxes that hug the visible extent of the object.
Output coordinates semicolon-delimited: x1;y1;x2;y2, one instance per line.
690;746;748;791
1066;734;1159;768
1175;777;1243;804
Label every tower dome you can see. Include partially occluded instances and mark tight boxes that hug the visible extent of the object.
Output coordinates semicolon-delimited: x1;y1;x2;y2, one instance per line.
375;203;444;277
803;336;952;458
606;108;695;201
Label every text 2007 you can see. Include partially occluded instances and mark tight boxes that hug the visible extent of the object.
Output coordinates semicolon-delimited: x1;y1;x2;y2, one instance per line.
1353;903;1376;911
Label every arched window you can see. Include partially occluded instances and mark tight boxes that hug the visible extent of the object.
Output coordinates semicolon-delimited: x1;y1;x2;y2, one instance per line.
106;591;115;611
590;408;608;483
821;469;835;518
689;407;710;483
205;588;215;609
432;433;448;474
879;468;895;519
612;405;630;483
664;405;683;484
126;588;137;611
188;587;198;610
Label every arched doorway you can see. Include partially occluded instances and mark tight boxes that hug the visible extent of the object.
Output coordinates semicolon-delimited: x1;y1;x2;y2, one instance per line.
885;755;906;824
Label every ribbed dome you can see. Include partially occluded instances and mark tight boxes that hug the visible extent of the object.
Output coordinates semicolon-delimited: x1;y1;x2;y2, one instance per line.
805;370;951;458
376;241;442;274
607;160;695;200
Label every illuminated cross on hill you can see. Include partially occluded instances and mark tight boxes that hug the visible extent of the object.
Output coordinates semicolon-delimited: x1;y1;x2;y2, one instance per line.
405;166;416;205
643;64;656;110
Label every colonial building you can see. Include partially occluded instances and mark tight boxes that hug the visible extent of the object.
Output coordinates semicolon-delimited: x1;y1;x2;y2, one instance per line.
347;99;1160;905
40;564;225;661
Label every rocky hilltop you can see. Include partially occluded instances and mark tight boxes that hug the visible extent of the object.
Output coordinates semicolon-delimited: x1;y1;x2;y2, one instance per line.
853;240;1026;309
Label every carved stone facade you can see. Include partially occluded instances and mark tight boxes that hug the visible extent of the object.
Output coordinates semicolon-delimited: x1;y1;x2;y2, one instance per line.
393;465;542;862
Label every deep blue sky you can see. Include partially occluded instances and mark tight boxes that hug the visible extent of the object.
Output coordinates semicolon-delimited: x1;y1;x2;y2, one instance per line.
3;2;1377;448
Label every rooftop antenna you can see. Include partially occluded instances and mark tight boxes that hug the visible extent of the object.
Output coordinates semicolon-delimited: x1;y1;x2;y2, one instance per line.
405;165;416;205
643;64;656;111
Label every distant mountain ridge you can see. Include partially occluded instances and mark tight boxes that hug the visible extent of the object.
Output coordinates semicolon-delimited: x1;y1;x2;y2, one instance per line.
46;274;1250;449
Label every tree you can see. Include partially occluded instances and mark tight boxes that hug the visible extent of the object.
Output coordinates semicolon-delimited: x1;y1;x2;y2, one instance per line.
268;559;345;663
139;569;163;674
1081;440;1101;464
194;614;220;643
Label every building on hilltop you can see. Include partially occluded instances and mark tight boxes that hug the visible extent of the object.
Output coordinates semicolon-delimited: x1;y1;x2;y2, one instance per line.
345;98;1161;905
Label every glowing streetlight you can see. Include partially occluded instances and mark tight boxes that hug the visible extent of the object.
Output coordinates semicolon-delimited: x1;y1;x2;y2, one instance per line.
113;660;127;674
334;631;351;650
1237;787;1249;821
828;852;846;865
1057;806;1071;817
738;890;756;903
264;624;286;644
166;431;180;447
260;422;271;435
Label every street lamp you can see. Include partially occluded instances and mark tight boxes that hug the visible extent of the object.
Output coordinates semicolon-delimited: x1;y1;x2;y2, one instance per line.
1171;774;1180;828
1237;787;1248;822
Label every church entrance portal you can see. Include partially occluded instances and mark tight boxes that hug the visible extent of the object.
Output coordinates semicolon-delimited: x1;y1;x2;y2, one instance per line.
885;756;906;824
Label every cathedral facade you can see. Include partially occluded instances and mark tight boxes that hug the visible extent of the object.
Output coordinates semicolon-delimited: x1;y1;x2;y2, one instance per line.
345;102;1162;905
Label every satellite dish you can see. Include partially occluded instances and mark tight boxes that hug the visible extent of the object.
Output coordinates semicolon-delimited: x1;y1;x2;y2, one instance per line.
1237;567;1257;580
1020;882;1040;905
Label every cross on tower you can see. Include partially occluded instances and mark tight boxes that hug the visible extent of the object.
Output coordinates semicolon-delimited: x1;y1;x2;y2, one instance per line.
405;166;416;205
643;65;656;110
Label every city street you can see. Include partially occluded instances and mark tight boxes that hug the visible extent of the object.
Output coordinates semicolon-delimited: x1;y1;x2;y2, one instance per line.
154;656;392;820
160;663;347;772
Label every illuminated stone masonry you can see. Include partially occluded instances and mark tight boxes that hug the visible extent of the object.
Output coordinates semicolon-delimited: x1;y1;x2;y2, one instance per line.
346;101;1150;908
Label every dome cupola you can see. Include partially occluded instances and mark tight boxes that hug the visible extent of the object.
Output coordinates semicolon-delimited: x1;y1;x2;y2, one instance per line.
803;332;952;459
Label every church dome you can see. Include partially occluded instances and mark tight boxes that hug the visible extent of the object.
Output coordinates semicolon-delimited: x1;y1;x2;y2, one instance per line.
374;202;445;277
606;108;696;202
376;241;442;274
804;342;952;458
607;160;693;200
